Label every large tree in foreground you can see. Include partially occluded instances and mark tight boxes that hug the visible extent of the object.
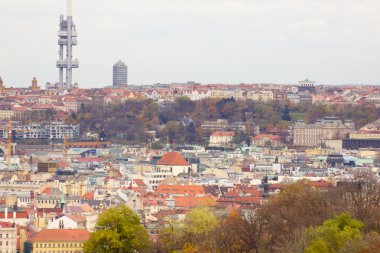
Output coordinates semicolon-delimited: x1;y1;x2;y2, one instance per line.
83;205;150;253
304;213;363;253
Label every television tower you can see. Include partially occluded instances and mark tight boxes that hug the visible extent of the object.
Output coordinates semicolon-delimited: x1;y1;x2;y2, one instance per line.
57;0;79;89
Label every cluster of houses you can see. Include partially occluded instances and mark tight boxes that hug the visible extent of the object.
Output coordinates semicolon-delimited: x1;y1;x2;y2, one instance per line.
0;127;379;252
0;76;380;252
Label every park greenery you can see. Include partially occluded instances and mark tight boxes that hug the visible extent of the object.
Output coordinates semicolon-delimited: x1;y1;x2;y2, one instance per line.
85;172;380;253
69;97;380;145
83;205;151;253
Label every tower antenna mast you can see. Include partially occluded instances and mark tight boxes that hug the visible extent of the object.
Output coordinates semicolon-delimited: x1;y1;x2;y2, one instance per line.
57;0;79;90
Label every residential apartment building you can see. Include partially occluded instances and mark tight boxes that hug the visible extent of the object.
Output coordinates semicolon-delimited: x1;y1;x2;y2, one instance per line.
293;117;355;147
251;134;284;147
45;122;80;140
246;90;273;101
0;222;17;253
209;131;235;147
343;119;380;149
209;89;244;100
10;122;80;141
16;124;47;139
24;229;89;253
0;107;14;120
62;96;78;112
287;92;312;104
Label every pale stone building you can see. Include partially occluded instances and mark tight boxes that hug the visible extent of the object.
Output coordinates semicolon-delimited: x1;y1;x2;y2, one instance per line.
209;131;235;147
293;117;355;147
0;222;17;253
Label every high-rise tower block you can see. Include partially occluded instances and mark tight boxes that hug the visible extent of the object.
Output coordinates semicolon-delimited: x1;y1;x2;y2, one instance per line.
113;60;128;86
57;0;79;89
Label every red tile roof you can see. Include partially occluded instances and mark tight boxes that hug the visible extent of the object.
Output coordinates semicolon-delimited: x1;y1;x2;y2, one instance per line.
29;229;89;242
156;184;206;197
252;134;282;141
143;196;166;206
173;196;216;208
157;152;189;166
211;131;235;137
66;214;86;223
41;187;53;195
133;179;146;187
224;187;261;198
217;196;261;205
0;211;29;219
36;208;63;217
57;161;70;168
31;104;54;110
308;180;331;188
0;221;15;228
81;192;94;200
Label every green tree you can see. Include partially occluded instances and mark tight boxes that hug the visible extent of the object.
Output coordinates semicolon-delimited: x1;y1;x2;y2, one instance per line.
183;207;219;250
156;208;219;252
83;205;150;253
232;131;249;146
281;105;292;121
150;142;163;150
305;213;363;253
156;219;185;252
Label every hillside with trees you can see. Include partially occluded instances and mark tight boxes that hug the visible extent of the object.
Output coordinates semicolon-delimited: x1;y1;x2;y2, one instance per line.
68;97;380;145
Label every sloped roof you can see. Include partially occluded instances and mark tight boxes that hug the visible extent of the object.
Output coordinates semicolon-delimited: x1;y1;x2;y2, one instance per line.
81;192;94;200
80;204;94;213
252;134;282;141
156;184;206;197
173;195;216;208
0;210;29;219
157;152;189;166
133;179;146;187
211;131;235;137
66;214;86;223
29;229;89;242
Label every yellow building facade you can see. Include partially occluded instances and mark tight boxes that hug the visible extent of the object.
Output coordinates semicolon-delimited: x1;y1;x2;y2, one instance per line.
25;229;89;253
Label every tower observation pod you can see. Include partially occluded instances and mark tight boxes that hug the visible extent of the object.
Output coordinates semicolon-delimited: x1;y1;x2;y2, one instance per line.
57;0;79;89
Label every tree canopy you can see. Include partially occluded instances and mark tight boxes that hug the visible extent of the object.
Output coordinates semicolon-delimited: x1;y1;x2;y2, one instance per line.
83;205;150;253
153;174;380;253
69;97;380;145
305;213;363;253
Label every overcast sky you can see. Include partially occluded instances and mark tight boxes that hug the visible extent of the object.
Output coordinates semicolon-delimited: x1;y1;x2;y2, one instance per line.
0;0;379;88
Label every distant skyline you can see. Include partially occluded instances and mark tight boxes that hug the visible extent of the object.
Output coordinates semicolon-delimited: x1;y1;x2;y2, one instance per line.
0;0;379;88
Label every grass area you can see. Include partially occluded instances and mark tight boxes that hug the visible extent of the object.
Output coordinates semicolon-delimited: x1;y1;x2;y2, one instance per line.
290;112;306;121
